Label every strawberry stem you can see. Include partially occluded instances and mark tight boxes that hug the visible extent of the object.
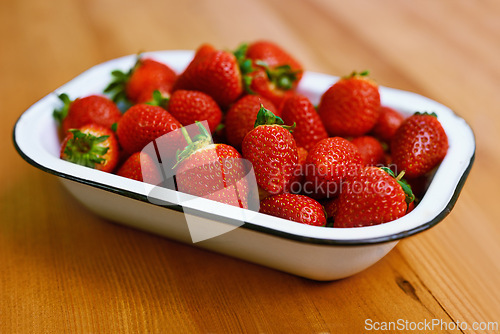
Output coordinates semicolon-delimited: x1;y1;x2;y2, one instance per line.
173;122;213;169
395;170;406;181
180;127;193;145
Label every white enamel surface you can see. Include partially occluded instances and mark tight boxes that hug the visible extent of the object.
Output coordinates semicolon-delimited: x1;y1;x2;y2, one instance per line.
13;50;475;280
59;178;398;280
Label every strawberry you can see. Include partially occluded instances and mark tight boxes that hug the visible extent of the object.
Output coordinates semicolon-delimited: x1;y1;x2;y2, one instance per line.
303;137;363;199
351;136;385;166
245;40;303;75
297;147;308;166
105;57;177;105
60;124;119;173
116;104;182;157
391;112;448;178
280;94;328;151
235;41;303;107
224;94;278;150
163;90;222;133
117;151;162;185
173;44;243;108
259;193;326;227
332;167;414;228
174;123;249;208
241;106;298;195
318;71;381;137
53;94;122;135
372;106;406;142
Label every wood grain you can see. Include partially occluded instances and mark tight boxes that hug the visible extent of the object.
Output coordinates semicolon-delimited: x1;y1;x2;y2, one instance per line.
2;0;499;333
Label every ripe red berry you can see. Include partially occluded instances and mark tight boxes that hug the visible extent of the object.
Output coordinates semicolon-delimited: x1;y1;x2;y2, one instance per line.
351;136;385;166
117;151;162;184
304;137;363;199
105;57;177;105
333;167;414;228
54;94;122;135
167;90;222;133
372;106;405;142
318;71;381;137
242;106;298;195
280;94;328;151
60;124;119;173
391;112;448;178
173;44;243;108
116;104;182;157
259;193;326;226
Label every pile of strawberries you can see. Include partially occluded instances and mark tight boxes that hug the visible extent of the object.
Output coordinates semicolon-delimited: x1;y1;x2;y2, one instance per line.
54;40;449;228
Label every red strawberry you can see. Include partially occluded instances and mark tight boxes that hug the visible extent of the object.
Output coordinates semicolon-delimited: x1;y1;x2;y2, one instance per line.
246;40;303;74
105;57;177;105
372;106;406;142
60;124;119;173
224;94;278;150
165;90;222;133
259;193;326;227
297;147;308;166
333;167;414;228
241;106;298;195
174;123;249;208
318;71;381;137
280;94;328;151
116;104;182;157
391;112;448;178
117;151;162;185
173;44;243;108
235;41;303;107
303;137;363;199
53;94;122;135
351;136;385;166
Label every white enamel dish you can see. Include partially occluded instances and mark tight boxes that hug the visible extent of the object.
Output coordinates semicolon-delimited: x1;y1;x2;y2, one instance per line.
13;50;475;281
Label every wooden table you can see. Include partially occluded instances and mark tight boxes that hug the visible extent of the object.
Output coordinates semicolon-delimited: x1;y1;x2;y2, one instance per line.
2;0;499;332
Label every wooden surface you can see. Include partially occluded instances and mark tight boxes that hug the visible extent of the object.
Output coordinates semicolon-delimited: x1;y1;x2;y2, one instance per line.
2;0;499;332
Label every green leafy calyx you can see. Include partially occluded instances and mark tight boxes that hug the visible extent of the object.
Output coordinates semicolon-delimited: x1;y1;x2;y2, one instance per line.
63;129;110;168
173;122;213;169
414;111;438;118
146;90;170;108
233;43;256;94
254;104;296;132
343;70;370;80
